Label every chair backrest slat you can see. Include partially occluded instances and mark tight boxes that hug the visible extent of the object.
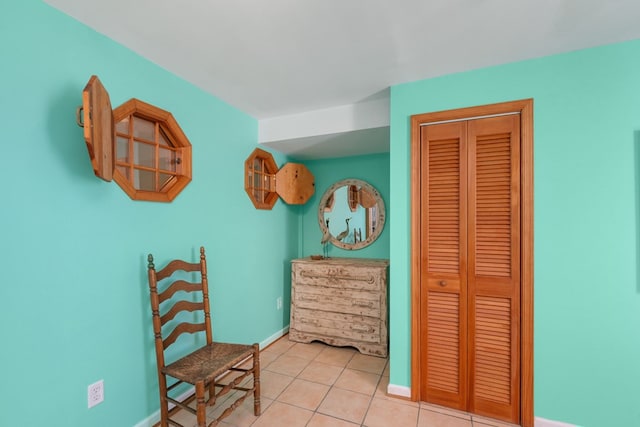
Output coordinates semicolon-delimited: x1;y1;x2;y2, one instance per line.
158;280;201;304
161;300;204;324
163;322;206;349
155;259;201;281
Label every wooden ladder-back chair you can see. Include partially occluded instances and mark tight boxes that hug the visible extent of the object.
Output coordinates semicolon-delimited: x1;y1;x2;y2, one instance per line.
147;246;261;427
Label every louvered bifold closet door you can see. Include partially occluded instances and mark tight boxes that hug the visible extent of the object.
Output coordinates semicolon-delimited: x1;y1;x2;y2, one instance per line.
419;122;468;410
467;115;520;423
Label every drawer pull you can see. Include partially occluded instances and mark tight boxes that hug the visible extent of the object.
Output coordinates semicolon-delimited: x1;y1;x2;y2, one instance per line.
299;295;318;302
352;300;374;308
350;324;373;333
299;318;319;325
439;280;447;287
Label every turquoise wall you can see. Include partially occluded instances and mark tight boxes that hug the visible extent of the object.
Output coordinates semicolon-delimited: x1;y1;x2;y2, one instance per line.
0;2;297;426
298;153;390;260
390;40;640;426
5;2;640;426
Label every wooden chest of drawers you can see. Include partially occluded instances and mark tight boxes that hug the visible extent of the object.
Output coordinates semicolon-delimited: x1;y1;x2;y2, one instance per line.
289;257;389;357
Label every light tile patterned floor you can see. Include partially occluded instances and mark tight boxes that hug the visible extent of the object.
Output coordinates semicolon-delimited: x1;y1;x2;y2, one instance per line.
164;336;520;427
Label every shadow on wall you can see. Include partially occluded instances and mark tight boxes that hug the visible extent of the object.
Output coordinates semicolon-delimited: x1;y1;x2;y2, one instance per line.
635;130;640;294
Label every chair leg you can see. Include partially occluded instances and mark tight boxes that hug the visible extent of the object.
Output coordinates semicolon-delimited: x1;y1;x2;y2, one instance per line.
158;376;169;427
253;344;261;416
208;381;216;406
195;381;207;427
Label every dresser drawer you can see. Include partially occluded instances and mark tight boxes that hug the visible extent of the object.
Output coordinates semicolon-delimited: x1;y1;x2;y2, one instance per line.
293;307;381;344
293;284;380;317
293;264;381;292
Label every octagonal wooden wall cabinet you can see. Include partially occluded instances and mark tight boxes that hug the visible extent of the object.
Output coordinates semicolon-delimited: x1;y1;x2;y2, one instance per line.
77;75;192;202
244;148;315;210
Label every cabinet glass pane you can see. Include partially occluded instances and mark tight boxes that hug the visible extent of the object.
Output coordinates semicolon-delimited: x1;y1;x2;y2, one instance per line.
117;137;129;163
159;129;171;147
134;141;155;168
116;165;129;180
116;117;130;135
159;173;174;190
253;158;262;172
134;169;156;191
133;116;155;141
253;171;263;189
158;148;176;172
254;189;264;203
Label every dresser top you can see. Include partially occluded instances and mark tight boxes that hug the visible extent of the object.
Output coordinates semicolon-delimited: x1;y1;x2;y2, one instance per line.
292;257;389;267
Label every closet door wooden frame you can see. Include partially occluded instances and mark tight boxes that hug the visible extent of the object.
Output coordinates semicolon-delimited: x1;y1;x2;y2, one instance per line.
410;99;533;427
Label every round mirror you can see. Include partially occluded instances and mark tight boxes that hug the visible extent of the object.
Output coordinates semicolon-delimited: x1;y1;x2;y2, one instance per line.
318;178;386;251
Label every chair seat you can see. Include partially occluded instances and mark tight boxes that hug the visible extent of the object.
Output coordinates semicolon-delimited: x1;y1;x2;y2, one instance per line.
163;342;256;384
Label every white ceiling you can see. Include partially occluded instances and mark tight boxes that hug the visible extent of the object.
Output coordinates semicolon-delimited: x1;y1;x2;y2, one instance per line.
46;0;640;158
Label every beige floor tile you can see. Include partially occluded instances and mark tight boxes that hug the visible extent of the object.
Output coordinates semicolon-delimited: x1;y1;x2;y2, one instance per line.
250;401;314;427
317;387;372;424
277;378;330;411
259;370;294;400
257;349;280;369
265;354;311;377
374;375;389;399
298;360;344;386
346;353;388;375
418;408;472;427
333;368;380;396
263;337;296;355
471;414;520;427
363;397;419;427
219;396;273;427
285;341;326;359
307;413;361;427
169;408;197;427
207;389;262;421
159;336;491;427
420;402;472;420
373;376;419;407
314;345;357;367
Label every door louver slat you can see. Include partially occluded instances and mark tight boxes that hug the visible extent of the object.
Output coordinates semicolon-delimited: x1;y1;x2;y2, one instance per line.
428;138;460;275
475;133;511;278
474;296;511;404
427;292;460;394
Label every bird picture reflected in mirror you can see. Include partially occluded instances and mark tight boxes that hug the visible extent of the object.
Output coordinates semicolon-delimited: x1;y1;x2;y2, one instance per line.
336;218;351;241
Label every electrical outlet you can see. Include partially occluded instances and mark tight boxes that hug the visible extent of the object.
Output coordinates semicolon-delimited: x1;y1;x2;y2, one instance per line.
88;380;104;408
276;296;283;310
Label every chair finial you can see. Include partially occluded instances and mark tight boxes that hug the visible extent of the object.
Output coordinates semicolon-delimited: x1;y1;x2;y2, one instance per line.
147;254;155;269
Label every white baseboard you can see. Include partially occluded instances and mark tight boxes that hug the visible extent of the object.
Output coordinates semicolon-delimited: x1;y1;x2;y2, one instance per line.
386;383;412;398
260;326;289;350
133;326;290;427
535;417;578;427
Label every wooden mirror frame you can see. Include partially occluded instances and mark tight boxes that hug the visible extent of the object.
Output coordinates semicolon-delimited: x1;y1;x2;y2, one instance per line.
317;178;385;250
